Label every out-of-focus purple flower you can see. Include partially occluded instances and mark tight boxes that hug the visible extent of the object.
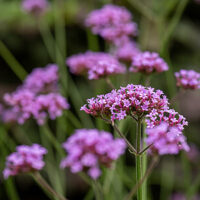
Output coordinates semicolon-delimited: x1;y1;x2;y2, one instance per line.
4;90;69;125
3;144;47;179
66;51;126;79
194;0;200;4
88;60;125;80
112;39;141;62
146;109;188;131
146;122;189;155
35;93;70;125
81;84;169;121
171;193;200;200
2;63;69;125
22;0;48;16
130;51;169;74
23;64;58;94
175;69;200;90
1;108;19;124
186;144;200;163
85;4;137;43
60;129;126;179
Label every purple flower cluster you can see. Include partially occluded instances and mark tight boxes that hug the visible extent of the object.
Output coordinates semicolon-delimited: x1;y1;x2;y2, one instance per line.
23;64;58;94
4;90;69;125
81;84;169;121
22;0;48;16
112;39;141;62
175;69;200;90
146;122;189;155
85;4;137;43
3;144;47;179
66;51;125;79
2;64;69;125
130;52;169;74
146;109;188;131
61;129;126;179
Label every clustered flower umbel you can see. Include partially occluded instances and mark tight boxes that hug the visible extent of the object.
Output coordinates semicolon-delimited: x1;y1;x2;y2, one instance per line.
81;84;189;155
2;64;69;125
3;144;47;179
175;69;200;90
146;122;189;155
60;129;126;179
22;0;48;16
130;51;169;74
81;84;169;121
85;4;137;43
66;51;126;79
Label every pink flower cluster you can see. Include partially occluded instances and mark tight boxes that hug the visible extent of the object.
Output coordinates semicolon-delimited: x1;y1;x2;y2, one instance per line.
146;109;188;131
2;64;69;125
23;64;58;94
175;69;200;90
22;0;48;16
112;39;141;62
60;129;126;179
130;52;169;74
3;144;47;179
85;4;137;43
146;122;189;155
66;51;125;79
81;84;169;121
4;90;69;125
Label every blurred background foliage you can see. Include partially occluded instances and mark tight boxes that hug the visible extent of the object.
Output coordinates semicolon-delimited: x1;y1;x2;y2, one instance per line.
0;0;200;199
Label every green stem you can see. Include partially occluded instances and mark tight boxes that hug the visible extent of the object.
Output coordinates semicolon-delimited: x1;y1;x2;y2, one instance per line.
0;40;27;81
126;0;157;23
38;20;56;62
92;180;104;200
161;0;189;53
54;0;68;95
40;124;65;157
181;152;191;192
0;125;20;200
136;118;142;200
186;172;200;199
86;29;99;51
32;172;68;200
124;156;159;200
105;77;115;90
142;122;147;200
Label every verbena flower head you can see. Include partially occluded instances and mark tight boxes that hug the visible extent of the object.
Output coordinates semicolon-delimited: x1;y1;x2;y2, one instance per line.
66;51;126;79
4;90;69;125
61;129;126;179
23;64;58;94
146;109;188;131
146;122;189;155
81;84;169;121
112;39;141;62
130;51;169;74
174;69;200;90
22;0;48;16
3;144;47;179
85;4;137;42
2;63;69;125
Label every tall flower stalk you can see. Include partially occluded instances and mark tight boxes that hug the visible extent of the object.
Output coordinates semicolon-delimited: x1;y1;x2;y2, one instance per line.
136;117;143;200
